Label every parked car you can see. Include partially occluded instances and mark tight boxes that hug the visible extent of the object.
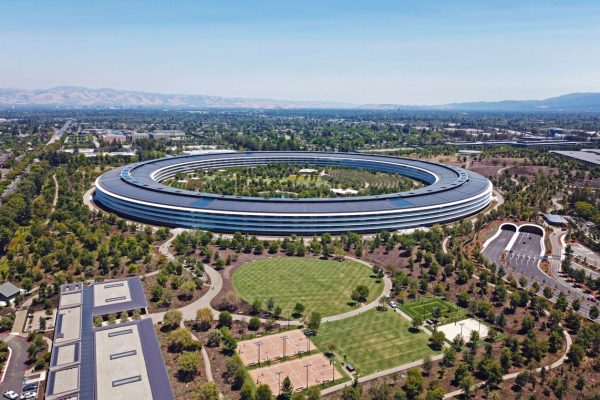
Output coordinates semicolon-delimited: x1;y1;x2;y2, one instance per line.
20;392;36;400
389;301;398;309
346;364;355;372
21;384;37;393
23;383;38;392
3;391;18;400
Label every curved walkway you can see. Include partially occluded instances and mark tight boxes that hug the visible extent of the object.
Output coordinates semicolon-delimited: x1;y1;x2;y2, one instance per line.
150;239;392;326
443;328;572;399
44;174;59;225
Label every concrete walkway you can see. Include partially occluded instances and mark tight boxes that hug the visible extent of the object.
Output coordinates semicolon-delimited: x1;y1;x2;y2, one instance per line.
443;328;572;399
321;354;444;396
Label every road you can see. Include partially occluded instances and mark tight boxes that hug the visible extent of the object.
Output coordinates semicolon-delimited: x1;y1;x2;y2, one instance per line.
483;224;596;318
548;231;595;317
47;120;73;145
0;334;28;395
482;226;515;269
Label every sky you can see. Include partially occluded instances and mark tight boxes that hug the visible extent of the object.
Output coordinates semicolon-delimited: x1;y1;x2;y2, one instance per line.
1;0;600;104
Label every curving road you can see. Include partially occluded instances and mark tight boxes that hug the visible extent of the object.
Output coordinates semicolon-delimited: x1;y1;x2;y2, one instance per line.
0;334;28;396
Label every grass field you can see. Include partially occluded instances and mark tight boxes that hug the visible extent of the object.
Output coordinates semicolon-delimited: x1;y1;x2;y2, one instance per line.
398;296;467;324
312;309;437;376
232;258;383;317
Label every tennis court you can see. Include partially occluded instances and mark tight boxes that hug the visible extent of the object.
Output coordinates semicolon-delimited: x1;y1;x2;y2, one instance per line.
248;353;342;393
399;296;466;323
237;330;313;365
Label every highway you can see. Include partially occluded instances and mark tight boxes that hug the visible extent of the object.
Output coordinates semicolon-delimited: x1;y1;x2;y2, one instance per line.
47;119;73;145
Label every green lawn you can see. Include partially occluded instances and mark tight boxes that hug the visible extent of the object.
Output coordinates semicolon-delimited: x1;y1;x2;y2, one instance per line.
232;258;383;317
398;296;466;324
312;309;437;376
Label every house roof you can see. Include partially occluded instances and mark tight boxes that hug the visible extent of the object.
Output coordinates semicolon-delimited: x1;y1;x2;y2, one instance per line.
0;282;20;298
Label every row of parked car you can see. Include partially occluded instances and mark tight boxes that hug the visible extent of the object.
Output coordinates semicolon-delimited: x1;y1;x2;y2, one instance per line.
3;382;38;399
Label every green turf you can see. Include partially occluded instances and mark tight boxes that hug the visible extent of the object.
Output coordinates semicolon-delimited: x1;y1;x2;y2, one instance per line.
312;309;437;376
232;258;383;317
398;296;467;324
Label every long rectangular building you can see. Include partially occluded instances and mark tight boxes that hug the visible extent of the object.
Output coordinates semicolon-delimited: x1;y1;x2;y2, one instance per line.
46;277;174;400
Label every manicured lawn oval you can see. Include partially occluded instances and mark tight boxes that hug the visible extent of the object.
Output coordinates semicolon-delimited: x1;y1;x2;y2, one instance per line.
232;258;383;317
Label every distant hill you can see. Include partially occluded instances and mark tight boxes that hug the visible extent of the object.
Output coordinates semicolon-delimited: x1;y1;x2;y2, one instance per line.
361;93;600;112
1;86;600;112
0;86;352;109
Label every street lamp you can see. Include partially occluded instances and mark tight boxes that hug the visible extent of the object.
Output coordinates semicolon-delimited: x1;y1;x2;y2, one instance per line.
282;335;288;359
256;341;263;366
303;363;312;389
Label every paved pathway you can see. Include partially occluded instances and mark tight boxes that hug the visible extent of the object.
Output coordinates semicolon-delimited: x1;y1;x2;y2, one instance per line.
44;174;59;225
0;333;28;394
321;354;444;396
443;328;572;399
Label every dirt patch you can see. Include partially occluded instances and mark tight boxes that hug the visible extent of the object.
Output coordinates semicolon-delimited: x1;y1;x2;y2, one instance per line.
510;166;558;179
157;328;208;398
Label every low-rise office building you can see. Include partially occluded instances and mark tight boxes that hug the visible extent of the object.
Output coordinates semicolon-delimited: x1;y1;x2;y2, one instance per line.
46;277;174;400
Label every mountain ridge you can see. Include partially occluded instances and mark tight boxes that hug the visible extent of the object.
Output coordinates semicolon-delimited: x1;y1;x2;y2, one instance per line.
1;86;600;112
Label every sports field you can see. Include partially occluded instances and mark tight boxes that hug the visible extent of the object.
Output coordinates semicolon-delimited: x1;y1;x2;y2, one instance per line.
232;258;383;317
398;296;466;324
311;309;437;376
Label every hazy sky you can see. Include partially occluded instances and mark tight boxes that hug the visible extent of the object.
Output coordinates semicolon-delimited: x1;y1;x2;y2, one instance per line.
2;0;600;104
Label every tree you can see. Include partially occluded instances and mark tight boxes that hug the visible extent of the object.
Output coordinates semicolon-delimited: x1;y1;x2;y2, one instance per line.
168;328;199;353
403;368;423;399
443;346;456;367
429;330;446;351
425;387;444;400
220;327;237;354
293;303;305;317
38;316;46;331
248;316;260;331
206;329;222;347
224;357;245;389
411;315;423;331
196;307;214;331
279;376;294;400
351;285;370;303
219;311;233;328
515;371;530;391
163;309;183;330
119;311;129;323
590;306;599;320
180;280;196;300
256;384;273;400
339;385;361;400
423;355;433;376
567;343;585;367
307;312;321;330
197;382;220;400
240;381;255;400
94;315;103;327
178;351;200;381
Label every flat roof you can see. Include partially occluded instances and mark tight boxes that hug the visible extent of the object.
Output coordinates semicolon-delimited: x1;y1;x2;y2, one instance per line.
47;280;173;400
94;319;175;400
0;282;20;298
96;151;491;214
92;277;147;316
544;214;568;224
550;150;600;166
